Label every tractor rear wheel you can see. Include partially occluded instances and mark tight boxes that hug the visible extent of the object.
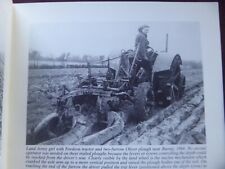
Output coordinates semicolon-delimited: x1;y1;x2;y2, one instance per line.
133;82;152;122
178;74;185;99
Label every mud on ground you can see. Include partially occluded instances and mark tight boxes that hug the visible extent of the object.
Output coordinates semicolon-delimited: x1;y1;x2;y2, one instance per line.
27;67;204;145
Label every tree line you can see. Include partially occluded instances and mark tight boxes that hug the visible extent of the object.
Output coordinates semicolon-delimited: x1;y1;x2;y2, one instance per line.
29;50;105;63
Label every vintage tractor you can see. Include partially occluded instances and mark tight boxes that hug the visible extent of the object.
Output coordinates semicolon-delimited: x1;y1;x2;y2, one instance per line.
27;48;185;145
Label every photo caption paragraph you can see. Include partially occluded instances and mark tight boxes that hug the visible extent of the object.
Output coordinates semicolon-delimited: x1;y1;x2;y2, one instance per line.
26;145;207;169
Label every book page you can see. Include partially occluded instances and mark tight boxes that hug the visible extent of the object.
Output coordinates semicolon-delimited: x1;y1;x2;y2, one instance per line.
8;2;225;169
0;0;12;168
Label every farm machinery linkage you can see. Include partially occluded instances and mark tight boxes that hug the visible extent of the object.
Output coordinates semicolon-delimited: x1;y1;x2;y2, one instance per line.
27;48;185;145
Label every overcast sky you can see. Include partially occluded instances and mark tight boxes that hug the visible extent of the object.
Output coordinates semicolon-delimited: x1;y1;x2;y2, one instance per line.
30;22;201;61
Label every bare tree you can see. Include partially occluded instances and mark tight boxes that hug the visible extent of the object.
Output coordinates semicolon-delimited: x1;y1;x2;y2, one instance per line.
29;50;41;68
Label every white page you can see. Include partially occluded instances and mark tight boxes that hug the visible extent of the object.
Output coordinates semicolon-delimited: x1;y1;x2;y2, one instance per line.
7;2;225;169
0;0;12;168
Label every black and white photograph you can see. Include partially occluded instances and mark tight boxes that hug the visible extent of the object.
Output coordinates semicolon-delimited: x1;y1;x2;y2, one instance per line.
26;22;205;145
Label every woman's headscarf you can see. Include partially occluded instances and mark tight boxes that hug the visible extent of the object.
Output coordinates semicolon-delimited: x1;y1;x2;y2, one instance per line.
138;25;150;33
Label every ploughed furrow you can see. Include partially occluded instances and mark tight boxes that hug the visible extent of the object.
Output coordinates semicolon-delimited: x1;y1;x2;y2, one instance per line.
40;80;203;145
129;88;203;145
105;84;203;145
178;112;206;144
191;113;205;134
74;111;124;145
173;102;204;138
40;111;124;145
40;123;89;145
184;81;203;93
150;102;204;145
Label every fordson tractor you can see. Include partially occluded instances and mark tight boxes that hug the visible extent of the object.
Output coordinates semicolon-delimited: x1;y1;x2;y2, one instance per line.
27;47;185;145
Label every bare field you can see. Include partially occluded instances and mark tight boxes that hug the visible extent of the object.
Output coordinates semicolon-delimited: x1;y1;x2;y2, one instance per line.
27;67;204;145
